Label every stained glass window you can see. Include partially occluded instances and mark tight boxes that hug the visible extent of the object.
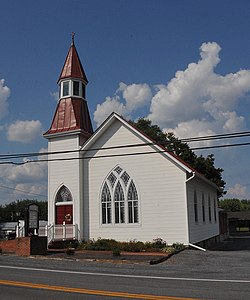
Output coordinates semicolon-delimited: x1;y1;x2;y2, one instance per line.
114;182;125;223
101;183;112;224
101;167;139;225
121;171;130;186
128;181;138;223
56;185;72;202
107;172;117;187
114;166;123;174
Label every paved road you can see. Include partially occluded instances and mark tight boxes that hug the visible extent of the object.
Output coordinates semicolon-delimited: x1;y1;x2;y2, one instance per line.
0;236;250;299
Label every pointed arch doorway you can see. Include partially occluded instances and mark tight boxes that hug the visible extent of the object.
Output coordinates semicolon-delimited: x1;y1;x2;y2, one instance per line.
55;185;73;225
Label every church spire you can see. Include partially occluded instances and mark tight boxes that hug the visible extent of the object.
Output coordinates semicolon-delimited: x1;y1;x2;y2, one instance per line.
58;33;88;85
44;36;93;138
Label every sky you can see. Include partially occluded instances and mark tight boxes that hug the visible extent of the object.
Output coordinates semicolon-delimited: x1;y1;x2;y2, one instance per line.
0;0;250;205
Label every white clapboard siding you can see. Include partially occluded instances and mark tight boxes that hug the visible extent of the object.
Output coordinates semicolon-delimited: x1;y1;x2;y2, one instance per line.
47;134;81;228
186;178;219;244
81;119;189;244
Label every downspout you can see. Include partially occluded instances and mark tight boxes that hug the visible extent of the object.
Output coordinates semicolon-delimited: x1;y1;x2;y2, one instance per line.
185;171;207;252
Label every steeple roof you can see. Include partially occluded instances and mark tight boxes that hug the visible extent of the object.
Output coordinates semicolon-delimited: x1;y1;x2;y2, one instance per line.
44;97;93;138
58;38;88;84
44;36;93;139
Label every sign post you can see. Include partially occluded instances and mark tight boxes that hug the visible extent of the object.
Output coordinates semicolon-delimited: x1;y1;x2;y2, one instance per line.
25;203;39;236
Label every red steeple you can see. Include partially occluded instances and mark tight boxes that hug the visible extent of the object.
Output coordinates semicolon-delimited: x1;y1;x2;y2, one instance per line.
58;34;88;84
44;34;93;139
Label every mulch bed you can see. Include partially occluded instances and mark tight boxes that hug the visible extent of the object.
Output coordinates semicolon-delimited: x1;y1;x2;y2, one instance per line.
45;249;171;264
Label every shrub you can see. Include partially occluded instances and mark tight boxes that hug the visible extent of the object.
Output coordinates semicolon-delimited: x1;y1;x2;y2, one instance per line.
162;246;176;254
66;247;75;255
172;242;185;251
78;238;169;253
162;242;186;254
81;238;119;251
112;248;121;257
120;240;145;252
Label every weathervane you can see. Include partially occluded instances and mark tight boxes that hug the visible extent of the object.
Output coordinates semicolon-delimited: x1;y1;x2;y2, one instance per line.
71;32;75;45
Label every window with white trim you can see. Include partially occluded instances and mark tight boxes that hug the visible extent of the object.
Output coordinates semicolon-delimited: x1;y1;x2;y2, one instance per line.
214;196;217;222
114;181;125;223
128;181;138;223
208;195;212;222
101;183;112;224
62;81;70;97
56;185;72;202
194;190;198;223
202;192;205;223
100;166;139;225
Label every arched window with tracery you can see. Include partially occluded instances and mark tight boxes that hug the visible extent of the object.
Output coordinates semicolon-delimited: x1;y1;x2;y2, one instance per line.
128;181;138;223
55;185;72;202
114;181;125;223
101;183;112;224
100;166;139;225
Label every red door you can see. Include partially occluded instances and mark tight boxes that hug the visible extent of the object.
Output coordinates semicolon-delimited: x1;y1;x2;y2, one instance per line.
56;205;73;224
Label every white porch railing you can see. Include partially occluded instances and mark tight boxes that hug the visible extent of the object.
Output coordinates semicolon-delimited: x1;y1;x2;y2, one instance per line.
16;223;78;244
46;224;78;244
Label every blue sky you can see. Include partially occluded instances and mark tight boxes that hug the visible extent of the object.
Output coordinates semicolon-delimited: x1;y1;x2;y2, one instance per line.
0;0;250;204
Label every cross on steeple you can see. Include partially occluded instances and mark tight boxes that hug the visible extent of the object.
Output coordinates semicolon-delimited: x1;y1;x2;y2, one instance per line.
71;32;75;45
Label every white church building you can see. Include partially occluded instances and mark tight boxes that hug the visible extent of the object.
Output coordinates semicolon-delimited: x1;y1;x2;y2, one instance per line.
44;38;220;246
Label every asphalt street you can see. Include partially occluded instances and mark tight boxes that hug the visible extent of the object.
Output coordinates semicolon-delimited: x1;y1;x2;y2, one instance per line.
0;236;250;299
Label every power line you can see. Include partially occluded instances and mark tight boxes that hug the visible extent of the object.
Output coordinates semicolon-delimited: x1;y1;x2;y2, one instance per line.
0;130;249;165
0;184;47;198
181;130;250;142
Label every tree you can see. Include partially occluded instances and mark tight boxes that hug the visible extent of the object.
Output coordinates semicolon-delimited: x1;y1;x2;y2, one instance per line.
219;199;243;211
130;118;226;197
219;198;250;211
0;199;47;222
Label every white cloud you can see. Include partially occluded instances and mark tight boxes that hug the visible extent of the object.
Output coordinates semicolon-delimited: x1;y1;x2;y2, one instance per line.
7;120;43;143
0;148;47;183
0;148;48;203
94;82;152;127
148;42;250;138
0;79;10;119
94;42;250;140
227;183;247;198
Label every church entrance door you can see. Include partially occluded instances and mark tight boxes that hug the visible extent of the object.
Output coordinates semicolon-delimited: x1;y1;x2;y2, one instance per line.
56;205;73;224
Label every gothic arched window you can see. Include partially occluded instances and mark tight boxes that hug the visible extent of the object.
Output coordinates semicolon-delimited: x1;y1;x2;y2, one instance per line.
128;181;138;223
55;185;72;203
101;183;112;224
100;166;139;225
114;181;125;224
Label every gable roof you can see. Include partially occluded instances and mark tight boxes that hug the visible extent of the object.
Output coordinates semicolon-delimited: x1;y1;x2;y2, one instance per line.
80;112;220;190
81;112;193;172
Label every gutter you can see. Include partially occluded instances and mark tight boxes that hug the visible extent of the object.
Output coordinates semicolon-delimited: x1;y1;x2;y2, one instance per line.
186;171;195;183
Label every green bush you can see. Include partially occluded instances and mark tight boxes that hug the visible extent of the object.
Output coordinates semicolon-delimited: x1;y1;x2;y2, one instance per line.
120;240;145;252
162;246;176;254
79;238;170;253
112;248;121;257
172;242;185;251
162;242;186;254
81;238;119;251
66;247;75;255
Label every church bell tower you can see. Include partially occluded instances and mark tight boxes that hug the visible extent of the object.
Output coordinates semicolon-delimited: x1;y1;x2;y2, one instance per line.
44;34;93;235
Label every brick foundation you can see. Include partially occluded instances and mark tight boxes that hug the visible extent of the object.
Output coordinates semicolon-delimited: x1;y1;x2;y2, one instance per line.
0;236;47;256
